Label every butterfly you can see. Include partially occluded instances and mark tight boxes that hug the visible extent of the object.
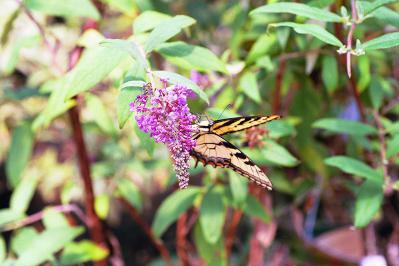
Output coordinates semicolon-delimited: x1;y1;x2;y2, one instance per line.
190;115;281;190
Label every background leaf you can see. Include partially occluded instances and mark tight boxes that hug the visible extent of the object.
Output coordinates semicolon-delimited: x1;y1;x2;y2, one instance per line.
152;188;201;237
313;118;377;136
199;187;225;244
6;122;34;187
144;15;196;53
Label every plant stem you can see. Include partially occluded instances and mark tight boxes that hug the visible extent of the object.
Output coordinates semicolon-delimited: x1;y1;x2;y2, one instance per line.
177;213;189;266
119;199;172;266
225;209;242;259
346;0;358;78
68;104;108;265
273;59;286;114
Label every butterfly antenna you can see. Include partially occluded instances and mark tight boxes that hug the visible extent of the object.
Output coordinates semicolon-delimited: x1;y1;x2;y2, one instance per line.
217;104;232;120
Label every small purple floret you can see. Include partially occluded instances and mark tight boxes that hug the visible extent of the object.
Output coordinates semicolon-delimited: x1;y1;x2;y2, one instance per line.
130;82;197;189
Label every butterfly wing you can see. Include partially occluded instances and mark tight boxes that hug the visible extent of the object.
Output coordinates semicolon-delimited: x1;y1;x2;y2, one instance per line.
210;115;280;136
191;133;272;190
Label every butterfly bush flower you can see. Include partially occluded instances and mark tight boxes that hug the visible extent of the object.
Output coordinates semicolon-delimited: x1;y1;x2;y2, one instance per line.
130;81;197;189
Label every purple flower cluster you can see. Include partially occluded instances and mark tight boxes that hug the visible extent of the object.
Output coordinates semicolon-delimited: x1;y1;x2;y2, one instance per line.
130;82;197;188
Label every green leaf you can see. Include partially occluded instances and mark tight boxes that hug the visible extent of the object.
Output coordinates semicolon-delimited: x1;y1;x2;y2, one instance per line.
145;15;196;53
239;72;261;103
6;122;34;187
60;240;108;265
23;0;100;20
0;236;5;264
116;178;142;212
313;118;377;136
357;56;370;93
325;156;383;182
133;11;172;34
199;187;225;244
101;39;148;70
371;7;399;28
86;94;116;136
250;2;342;22
262;140;299;167
267;120;296;139
369;77;384;109
194;222;226;266
228;172;248;206
65;45;127;99
152;187;201;237
363;32;399;50
117;86;141;129
14;227;83;266
271;22;344;47
11;227;38;256
359;0;398;15
32;78;76;131
2;35;41;75
157;41;227;73
42;209;69;229
247;34;277;64
152;71;209;104
134;122;155;157
10;175;39;214
321;55;338;93
242;195;270;223
95;194;110;219
0;209;24;228
387;134;399;158
354;179;383;228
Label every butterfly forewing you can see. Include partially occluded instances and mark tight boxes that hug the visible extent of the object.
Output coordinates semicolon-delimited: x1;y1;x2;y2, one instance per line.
191;133;272;190
210;115;280;136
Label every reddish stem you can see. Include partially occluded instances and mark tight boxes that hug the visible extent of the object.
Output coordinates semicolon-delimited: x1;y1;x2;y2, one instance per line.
119;199;172;266
273;59;286;114
68;104;108;266
225;209;242;259
177;213;190;266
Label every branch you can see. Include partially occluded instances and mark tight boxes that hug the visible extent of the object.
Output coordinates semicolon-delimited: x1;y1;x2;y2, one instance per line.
273;59;286;114
2;204;85;232
346;0;358;78
177;213;190;266
119;199;172;266
225;209;242;259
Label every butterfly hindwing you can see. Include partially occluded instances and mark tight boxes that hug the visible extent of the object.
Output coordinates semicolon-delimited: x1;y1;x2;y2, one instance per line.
210;115;280;136
191;133;272;190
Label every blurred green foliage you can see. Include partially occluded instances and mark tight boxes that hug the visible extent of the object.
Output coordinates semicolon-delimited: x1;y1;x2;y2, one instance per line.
0;0;399;265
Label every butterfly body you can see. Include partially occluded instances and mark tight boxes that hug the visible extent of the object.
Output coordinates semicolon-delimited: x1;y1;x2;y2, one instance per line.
190;115;280;190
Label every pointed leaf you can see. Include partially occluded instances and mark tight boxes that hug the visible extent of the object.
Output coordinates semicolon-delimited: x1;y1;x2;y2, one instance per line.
145;15;196;53
251;2;342;22
325;156;383;182
363;32;399;51
152;187;201;237
6;122;34;187
199;187;225;244
313;118;377;136
271;22;344;47
133;11;171;34
354;179;383;228
152;70;209;104
60;240;108;265
239;72;261;103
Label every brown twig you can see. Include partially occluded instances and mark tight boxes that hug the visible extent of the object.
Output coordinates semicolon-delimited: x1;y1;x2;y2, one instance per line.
273;59;286;114
177;213;189;266
119;199;172;266
68;104;108;264
2;204;85;232
225;209;242;259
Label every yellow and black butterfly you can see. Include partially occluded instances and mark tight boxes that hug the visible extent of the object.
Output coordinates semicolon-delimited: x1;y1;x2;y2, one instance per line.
190;115;281;190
